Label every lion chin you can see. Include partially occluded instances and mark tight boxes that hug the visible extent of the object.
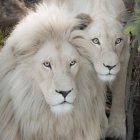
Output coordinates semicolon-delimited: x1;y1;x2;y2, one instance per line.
51;103;73;115
98;74;116;82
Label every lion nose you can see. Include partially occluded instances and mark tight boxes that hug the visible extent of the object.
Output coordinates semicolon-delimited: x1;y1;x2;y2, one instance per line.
103;63;116;71
55;89;72;98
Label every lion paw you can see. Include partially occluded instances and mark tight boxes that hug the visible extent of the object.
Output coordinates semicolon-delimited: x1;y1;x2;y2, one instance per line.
106;123;126;140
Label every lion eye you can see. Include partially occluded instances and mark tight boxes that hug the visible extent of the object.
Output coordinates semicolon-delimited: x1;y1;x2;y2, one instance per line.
91;38;100;45
43;62;51;69
115;38;122;45
70;60;76;67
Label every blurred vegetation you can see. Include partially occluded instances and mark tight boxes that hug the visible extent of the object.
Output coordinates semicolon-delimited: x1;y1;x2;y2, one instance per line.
0;31;4;48
0;28;11;48
124;0;140;51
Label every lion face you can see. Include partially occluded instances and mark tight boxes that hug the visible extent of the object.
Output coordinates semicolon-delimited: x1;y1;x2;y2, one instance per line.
85;17;125;82
32;41;80;114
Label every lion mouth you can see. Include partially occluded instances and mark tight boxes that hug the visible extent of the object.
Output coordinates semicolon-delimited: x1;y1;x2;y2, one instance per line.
97;72;117;82
51;101;73;114
106;73;116;76
60;101;72;105
98;73;116;76
52;101;72;107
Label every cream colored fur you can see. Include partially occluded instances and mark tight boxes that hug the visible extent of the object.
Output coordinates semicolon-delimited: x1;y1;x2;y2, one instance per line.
86;16;130;140
51;0;130;139
0;3;107;140
82;2;130;139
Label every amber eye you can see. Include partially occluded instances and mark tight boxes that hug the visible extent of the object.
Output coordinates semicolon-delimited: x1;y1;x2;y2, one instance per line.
43;62;51;69
70;60;76;67
115;38;122;45
91;38;100;45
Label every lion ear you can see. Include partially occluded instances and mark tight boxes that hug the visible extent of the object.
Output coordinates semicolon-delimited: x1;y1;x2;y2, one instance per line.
116;10;129;24
75;13;92;30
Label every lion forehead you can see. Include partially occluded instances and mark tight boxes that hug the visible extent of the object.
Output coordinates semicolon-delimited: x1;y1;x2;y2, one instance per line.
37;42;59;58
87;19;123;40
34;41;80;63
60;42;80;60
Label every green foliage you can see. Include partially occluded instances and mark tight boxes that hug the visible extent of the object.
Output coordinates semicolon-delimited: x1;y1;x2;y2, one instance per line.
0;31;4;48
124;0;140;52
0;28;11;48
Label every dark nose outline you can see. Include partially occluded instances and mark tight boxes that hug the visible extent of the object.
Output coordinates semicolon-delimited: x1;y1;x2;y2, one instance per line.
55;89;72;98
103;63;116;71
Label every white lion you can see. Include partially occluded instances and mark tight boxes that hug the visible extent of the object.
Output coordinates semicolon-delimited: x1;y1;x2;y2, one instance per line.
0;3;107;140
82;2;130;140
54;0;130;139
84;11;130;140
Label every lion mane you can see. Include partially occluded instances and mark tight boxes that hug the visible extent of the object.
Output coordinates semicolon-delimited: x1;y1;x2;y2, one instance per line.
0;3;106;140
